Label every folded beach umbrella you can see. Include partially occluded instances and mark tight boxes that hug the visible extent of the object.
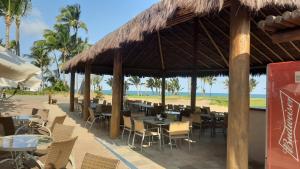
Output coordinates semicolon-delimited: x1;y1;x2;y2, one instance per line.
0;46;40;82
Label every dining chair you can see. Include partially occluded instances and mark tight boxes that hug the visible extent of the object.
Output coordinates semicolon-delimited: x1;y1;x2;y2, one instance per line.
49;115;67;132
132;120;160;151
32;108;49;126
0;117;15;136
130;112;145;119
181;116;193;136
162;121;191;151
36;137;78;169
81;153;119;169
191;113;204;138
34;124;75;156
85;108;102;130
121;116;132;145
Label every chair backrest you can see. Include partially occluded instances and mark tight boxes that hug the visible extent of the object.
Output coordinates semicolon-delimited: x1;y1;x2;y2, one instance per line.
182;116;192;126
102;100;107;105
153;103;158;107
52;124;75;142
74;97;78;104
191;113;202;124
131;112;145;119
95;104;102;114
169;121;189;133
32;108;49;122
147;102;152;105
167;104;173;110
0;117;15;136
93;98;99;104
88;108;96;121
123;116;132;129
133;120;145;133
44;137;78;169
202;106;211;114
50;115;67;131
81;153;120;169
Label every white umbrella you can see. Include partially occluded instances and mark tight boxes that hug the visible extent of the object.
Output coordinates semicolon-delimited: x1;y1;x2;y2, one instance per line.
0;46;40;82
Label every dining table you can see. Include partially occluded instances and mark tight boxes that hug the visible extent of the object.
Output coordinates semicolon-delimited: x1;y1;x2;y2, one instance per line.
143;117;171;150
0;134;53;169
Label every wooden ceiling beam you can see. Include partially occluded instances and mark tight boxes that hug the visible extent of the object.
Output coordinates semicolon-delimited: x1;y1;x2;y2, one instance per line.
256;10;296;60
174;26;226;68
167;29;225;68
199;20;229;67
161;35;210;68
204;18;263;64
157;31;165;71
271;29;300;43
129;36;156;66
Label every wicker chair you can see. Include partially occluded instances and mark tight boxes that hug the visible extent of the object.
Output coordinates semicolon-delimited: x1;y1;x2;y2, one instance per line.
32;108;50;126
163;121;191;151
85;108;101;130
132;120;160;151
121;116;132;145
34;124;75;157
49;115;67;132
130;112;145;119
81;153;119;169
36;137;78;169
181;116;193;136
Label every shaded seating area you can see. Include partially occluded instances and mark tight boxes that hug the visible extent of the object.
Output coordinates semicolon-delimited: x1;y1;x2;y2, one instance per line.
62;0;300;168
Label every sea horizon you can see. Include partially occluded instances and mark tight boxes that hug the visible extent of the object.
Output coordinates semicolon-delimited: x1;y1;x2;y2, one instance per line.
100;90;266;98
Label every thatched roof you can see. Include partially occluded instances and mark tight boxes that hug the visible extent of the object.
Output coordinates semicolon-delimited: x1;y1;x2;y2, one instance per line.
63;0;300;77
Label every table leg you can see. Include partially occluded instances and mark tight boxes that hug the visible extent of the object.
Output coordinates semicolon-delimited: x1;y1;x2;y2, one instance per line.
159;126;162;151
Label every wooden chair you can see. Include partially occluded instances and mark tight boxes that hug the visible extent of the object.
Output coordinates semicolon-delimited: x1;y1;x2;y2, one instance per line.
85;108;103;130
121;116;132;145
36;137;78;169
81;153;119;169
182;116;193;136
132;120;160;151
163;121;191;151
130;112;145;119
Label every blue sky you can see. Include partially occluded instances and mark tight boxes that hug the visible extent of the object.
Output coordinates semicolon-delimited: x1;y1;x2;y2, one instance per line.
0;0;266;94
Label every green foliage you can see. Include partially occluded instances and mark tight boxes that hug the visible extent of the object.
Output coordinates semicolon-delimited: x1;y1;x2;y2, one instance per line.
166;78;181;95
49;80;69;92
106;77;113;89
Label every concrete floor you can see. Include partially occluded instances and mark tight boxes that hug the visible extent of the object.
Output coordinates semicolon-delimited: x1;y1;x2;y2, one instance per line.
57;101;228;169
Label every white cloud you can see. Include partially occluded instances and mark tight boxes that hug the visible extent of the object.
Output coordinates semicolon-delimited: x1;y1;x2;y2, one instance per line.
20;7;48;37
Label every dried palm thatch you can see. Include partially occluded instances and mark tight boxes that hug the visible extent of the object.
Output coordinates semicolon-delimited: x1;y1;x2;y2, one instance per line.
63;0;300;77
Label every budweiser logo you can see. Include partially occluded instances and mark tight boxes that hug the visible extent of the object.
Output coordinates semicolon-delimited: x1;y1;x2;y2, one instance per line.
279;90;300;161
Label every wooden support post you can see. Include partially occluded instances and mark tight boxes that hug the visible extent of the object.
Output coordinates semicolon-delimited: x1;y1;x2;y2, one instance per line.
190;76;197;112
121;74;124;111
227;2;250;169
69;70;75;112
191;17;198;112
110;51;122;139
84;64;91;121
161;76;166;109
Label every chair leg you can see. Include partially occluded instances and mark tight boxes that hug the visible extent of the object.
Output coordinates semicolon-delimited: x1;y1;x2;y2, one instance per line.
84;117;90;128
141;133;145;152
89;119;96;130
132;132;136;147
128;130;131;145
169;136;172;150
188;134;191;152
121;128;125;140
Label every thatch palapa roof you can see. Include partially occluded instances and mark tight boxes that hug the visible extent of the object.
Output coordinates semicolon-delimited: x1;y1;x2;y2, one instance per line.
63;0;300;77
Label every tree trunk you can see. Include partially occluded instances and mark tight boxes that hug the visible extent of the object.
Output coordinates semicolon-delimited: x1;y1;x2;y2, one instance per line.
15;17;21;56
70;71;75;112
5;15;11;49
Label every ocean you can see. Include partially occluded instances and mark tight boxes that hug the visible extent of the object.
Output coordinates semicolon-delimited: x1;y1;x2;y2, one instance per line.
101;90;266;98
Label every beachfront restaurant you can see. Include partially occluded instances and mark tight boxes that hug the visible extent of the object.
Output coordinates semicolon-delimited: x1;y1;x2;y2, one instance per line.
63;0;300;168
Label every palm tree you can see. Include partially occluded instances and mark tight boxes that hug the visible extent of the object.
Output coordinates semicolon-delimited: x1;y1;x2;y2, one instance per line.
223;78;229;89
14;0;31;55
146;78;155;94
106;77;113;89
153;78;162;94
0;0;14;48
124;80;130;95
92;75;103;91
128;76;142;95
57;4;87;39
206;76;217;96
27;40;51;88
198;77;208;96
168;78;181;95
249;77;258;93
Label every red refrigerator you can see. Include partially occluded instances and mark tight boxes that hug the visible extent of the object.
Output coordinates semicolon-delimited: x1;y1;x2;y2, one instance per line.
267;61;300;169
